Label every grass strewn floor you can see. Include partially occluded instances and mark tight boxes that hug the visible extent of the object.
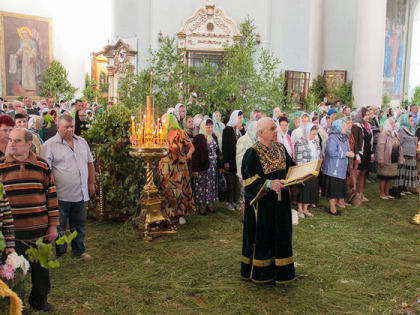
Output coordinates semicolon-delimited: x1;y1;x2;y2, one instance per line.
29;181;419;314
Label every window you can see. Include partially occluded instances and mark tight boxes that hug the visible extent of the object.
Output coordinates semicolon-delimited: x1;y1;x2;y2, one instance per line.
187;51;224;68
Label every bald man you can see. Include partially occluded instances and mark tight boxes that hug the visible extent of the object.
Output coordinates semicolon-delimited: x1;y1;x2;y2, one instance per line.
240;117;296;285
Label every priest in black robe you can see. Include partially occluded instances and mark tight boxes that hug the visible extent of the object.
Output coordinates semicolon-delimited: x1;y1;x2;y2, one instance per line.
241;117;296;285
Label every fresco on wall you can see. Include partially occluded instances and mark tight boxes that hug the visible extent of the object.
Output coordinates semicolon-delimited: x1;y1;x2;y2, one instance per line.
0;12;52;99
383;0;408;100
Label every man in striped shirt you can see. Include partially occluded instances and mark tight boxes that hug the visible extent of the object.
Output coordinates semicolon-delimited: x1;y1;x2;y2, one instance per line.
0;128;58;312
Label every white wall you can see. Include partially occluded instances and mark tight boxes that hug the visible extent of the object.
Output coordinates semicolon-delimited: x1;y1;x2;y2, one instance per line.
0;0;112;98
322;0;358;80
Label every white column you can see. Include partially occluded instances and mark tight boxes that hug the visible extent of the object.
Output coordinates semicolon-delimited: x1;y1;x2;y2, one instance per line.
352;0;387;107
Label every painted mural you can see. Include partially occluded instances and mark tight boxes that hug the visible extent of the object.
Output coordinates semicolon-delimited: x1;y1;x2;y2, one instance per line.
0;12;52;99
383;0;408;100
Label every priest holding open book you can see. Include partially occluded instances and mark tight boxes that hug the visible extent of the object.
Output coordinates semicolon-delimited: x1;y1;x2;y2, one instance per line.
240;117;297;285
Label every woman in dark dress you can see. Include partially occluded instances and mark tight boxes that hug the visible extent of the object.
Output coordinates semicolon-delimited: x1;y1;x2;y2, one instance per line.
351;108;373;203
75;109;90;136
222;110;243;211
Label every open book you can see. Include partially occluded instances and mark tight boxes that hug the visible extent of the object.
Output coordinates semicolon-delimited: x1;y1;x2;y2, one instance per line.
280;160;323;187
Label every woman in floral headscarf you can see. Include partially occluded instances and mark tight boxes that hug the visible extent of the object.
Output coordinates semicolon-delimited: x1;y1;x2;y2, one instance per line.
396;114;418;195
158;114;195;225
174;103;187;129
191;118;221;214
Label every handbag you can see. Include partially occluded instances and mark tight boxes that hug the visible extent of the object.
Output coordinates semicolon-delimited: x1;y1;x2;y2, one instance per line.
218;171;227;193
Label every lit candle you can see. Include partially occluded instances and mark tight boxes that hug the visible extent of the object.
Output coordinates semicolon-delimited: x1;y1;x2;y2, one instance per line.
150;71;154;94
131;116;135;140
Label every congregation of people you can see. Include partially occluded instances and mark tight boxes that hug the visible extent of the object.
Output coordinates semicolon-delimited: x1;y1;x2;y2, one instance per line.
158;99;420;225
0;93;419;304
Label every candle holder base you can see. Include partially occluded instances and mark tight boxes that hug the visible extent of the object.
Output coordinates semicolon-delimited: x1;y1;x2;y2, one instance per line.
130;146;177;241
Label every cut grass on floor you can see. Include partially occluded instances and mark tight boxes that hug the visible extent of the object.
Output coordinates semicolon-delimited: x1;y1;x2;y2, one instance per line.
28;182;419;314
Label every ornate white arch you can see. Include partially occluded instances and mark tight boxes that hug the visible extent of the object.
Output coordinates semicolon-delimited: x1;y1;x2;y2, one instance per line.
177;0;242;51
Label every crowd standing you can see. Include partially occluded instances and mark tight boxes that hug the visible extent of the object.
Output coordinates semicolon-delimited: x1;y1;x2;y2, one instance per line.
0;93;419;304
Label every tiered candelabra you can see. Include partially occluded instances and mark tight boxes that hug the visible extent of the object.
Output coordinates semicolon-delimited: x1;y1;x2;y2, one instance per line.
129;72;177;240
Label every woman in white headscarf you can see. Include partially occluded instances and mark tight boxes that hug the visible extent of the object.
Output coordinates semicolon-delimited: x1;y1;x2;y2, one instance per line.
272;107;281;121
174;103;187;129
291;112;310;146
277;116;293;158
376;117;404;199
293;123;322;218
235;120;258;220
222;110;244;211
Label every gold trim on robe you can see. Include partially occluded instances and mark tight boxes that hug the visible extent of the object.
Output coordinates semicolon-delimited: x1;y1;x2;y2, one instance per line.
275;256;294;266
253;257;274;267
241;256;252;264
243;174;260;187
250;180;269;206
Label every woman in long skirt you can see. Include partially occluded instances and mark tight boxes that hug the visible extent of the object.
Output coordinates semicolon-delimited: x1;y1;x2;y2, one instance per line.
396;114;418;195
294;123;322;218
191;118;221;214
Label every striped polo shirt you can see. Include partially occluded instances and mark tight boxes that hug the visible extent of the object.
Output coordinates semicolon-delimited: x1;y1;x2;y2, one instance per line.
0;188;15;248
0;151;59;232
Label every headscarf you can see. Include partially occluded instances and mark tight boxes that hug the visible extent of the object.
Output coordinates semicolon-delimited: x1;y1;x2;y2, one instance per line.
246;120;258;144
174;103;186;122
166;114;180;133
193;114;203;136
199;118;214;144
28;116;43;133
397;114;414;134
320;116;329;132
327;108;337;116
350;111;358;122
43;114;54;128
330;118;347;141
183;116;194;137
288;111;303;131
299;112;310;127
227;110;242;128
383;117;398;136
356;108;372;133
167;107;175;114
212;111;225;134
302;122;316;142
272;107;281;121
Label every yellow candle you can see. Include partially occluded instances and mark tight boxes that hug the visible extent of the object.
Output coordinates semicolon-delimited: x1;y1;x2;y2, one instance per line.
131;116;135;138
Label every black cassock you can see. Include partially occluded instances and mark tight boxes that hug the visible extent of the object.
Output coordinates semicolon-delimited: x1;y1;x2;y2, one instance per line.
241;142;296;284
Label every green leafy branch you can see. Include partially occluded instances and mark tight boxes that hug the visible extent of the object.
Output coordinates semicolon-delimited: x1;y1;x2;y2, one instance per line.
25;231;77;269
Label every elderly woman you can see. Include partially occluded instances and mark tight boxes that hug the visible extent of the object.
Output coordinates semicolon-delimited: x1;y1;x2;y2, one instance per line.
396;114;418;196
376;117;404;200
322;119;354;215
174;104;187;129
273;107;282;121
212;111;225;151
277;116;293;159
191;118;221;215
158;114;195;225
352;107;374;202
222;110;244;211
75;109;90;136
294;123;321;218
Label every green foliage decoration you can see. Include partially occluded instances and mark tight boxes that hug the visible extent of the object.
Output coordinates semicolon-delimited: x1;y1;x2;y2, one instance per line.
25;231;77;269
118;18;294;122
82;73;97;103
39;60;78;102
333;81;354;108
309;75;327;105
82;105;145;220
410;86;420;106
